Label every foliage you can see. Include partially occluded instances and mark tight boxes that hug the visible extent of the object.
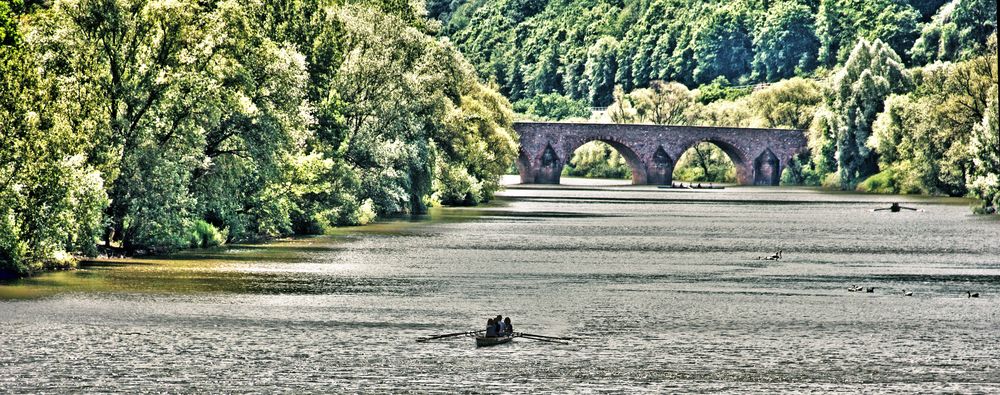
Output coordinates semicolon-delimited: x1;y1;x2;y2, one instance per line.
672;143;737;183
513;93;590;121
911;0;997;64
1;3;108;276
817;0;920;66
2;0;517;276
745;78;823;129
693;5;752;84
867;35;996;197
828;38;909;190
439;0;939;105
583;36;620;106
696;77;753;104
968;84;999;211
752;1;819;82
629;81;699;125
562;142;632;180
190;220;227;249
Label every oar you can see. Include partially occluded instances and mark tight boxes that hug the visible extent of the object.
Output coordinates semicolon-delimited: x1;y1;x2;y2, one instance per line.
416;330;483;343
515;335;569;344
517;332;573;341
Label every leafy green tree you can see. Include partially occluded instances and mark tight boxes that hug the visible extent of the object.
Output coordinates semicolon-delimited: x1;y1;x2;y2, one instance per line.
607;85;638;123
562;142;632;179
752;1;819;81
583;36;619;106
746;78;823;129
817;0;920;65
829;38;909;189
513;93;590;120
629;80;698;125
868;34;997;196
693;5;753;84
806;107;841;186
189;0;312;241
911;0;998;63
1;2;107;275
968;84;999;211
672;143;737;183
30;0;215;249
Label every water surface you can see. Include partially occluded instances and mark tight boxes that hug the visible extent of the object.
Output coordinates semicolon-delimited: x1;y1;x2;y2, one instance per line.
2;180;999;393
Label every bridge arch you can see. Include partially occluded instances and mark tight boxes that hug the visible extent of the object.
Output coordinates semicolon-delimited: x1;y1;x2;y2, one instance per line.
559;137;648;185
513;122;807;186
671;138;752;185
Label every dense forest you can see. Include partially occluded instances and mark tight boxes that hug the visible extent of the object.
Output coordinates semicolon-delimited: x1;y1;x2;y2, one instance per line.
2;0;997;276
432;0;997;207
1;0;518;276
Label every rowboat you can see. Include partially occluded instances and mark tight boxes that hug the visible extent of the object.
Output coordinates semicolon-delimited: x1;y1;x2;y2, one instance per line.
475;334;514;347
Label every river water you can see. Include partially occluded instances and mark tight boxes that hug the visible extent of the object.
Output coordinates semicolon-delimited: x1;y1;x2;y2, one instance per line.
2;179;999;393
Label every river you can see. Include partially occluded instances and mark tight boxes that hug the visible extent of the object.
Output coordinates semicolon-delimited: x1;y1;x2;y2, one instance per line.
2;178;999;393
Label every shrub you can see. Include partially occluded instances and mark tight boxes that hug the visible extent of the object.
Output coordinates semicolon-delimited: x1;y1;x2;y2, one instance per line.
189;220;227;248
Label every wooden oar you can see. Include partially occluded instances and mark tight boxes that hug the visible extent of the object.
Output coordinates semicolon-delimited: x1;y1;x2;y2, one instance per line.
416;330;483;343
516;332;573;341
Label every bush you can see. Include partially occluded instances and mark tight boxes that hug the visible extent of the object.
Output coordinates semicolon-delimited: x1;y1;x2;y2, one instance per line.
189;220;227;248
433;160;483;206
856;169;901;194
696;77;753;104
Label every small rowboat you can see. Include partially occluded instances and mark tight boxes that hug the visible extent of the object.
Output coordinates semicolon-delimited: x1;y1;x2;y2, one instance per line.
475;334;514;347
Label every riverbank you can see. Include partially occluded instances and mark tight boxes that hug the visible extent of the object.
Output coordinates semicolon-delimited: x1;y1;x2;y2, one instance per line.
3;177;992;281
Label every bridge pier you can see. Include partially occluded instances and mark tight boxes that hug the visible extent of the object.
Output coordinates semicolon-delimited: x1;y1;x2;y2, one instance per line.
514;122;807;186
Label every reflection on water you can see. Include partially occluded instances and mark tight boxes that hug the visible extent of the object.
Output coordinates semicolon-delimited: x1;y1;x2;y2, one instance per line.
2;181;999;392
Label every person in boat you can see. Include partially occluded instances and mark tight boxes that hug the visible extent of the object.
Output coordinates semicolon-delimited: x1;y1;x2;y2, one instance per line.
495;315;505;334
503;317;513;335
874;202;918;212
486;318;498;337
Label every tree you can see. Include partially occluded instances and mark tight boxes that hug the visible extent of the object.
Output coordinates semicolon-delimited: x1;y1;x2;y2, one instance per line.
752;1;819;81
866;34;996;196
607;85;637;123
693;5;752;84
629;80;697;125
1;2;107;274
672;143;737;183
829;38;909;189
817;0;921;65
911;0;998;64
746;78;823;129
968;84;999;211
513;93;590;120
562;142;632;179
582;36;619;106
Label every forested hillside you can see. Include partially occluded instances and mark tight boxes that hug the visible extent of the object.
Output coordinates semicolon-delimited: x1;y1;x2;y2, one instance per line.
1;0;517;276
432;0;993;104
434;0;997;210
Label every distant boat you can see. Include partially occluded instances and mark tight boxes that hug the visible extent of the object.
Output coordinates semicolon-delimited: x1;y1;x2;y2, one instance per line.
476;334;514;347
874;202;918;212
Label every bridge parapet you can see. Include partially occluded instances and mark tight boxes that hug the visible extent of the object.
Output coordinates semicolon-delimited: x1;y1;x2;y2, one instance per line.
514;122;808;186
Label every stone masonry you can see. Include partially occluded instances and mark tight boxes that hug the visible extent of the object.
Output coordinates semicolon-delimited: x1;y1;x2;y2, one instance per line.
514;122;809;185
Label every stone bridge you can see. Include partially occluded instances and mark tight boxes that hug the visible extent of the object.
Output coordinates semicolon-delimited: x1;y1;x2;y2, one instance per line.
514;122;808;185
